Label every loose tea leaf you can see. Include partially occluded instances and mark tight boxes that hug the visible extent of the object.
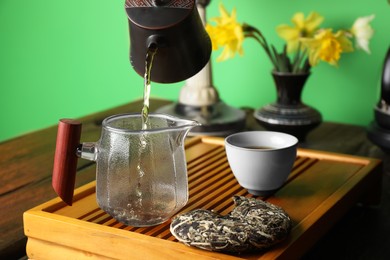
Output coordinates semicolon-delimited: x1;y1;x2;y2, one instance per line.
170;196;291;253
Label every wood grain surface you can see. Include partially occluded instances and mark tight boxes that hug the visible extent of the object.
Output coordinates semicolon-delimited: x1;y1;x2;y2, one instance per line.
23;136;381;259
0;98;385;259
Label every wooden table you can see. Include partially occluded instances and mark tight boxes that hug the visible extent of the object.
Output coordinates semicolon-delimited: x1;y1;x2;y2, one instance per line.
0;99;386;259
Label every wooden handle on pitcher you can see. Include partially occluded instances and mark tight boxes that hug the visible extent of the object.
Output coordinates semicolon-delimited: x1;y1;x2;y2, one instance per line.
52;119;82;206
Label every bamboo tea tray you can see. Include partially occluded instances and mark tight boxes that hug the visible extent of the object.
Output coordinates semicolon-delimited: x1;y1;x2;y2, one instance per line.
23;136;381;260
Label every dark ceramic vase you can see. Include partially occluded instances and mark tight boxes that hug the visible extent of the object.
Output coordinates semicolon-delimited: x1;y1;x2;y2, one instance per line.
367;46;390;151
254;71;322;141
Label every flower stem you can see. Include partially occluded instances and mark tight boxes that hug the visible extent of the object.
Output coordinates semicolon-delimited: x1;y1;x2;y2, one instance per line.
242;23;311;73
243;24;281;71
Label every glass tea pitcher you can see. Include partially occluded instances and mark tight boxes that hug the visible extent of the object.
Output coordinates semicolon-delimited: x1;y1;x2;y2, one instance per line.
52;113;199;227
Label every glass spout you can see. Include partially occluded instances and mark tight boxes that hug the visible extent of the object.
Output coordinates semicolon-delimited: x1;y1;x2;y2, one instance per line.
169;116;201;132
170;116;201;146
174;117;202;129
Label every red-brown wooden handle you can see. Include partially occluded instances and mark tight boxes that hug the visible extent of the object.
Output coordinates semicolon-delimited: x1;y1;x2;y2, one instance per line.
52;119;82;206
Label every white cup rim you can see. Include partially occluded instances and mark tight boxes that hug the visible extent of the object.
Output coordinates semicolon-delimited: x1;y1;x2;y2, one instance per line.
225;131;298;151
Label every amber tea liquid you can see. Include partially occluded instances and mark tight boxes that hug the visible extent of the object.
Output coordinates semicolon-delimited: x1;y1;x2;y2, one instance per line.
141;46;158;130
133;45;159;214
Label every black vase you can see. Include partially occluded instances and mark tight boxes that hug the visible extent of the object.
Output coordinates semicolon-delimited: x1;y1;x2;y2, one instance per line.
367;46;390;151
254;71;322;141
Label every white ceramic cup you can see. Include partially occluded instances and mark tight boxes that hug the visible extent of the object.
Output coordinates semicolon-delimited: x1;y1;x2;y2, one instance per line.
225;131;298;196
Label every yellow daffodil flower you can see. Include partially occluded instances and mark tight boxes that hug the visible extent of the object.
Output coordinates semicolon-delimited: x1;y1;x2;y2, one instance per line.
206;3;373;73
351;15;375;54
205;3;245;61
276;12;324;53
301;29;354;66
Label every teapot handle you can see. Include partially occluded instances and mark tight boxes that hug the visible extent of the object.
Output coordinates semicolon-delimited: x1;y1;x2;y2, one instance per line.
52;119;82;206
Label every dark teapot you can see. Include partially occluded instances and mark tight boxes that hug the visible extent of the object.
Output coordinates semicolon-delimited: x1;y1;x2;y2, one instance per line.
125;0;212;83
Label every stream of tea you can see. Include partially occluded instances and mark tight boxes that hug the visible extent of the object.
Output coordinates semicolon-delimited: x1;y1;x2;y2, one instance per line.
134;46;158;212
141;45;158;130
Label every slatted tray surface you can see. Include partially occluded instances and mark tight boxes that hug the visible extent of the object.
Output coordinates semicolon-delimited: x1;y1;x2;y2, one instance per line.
23;136;381;260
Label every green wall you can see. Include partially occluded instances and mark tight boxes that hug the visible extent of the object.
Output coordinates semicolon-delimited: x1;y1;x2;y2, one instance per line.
1;0;389;142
